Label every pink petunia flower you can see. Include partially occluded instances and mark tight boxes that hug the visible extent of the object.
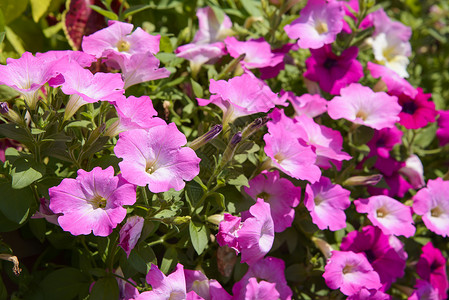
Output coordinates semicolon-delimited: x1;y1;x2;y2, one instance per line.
341;225;407;289
367;62;416;97
304;177;351;231
391;87;437;129
244;170;301;232
224;37;283;69
280;91;327;118
436;110;449;146
413;178;449;237
327;83;401;130
31;198;62;226
264;115;321;183
0;52;67;109
347;288;390;300
409;279;441;300
82;20;160;59
238;199;275;265
106;95;166;136
284;0;345;49
216;214;242;252
304;45;363;95
193;7;233;44
233;257;292;300
48;166;136;236
114;124;201;193
197;74;277;124
416;242;448;299
119;215;144;258
245;277;280;300
176;42;227;75
136;263;186;300
184;269;232;300
36;50;96;68
354;195;415;237
399;155;425;189
323;250;382;296
59;62;125;120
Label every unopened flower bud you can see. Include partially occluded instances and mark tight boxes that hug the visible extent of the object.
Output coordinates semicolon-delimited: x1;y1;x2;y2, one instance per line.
0;102;9;114
311;237;333;260
343;174;383;186
189;124;222;150
207;214;225;225
221;132;242;166
0;102;22;124
241;117;269;139
173;216;191;224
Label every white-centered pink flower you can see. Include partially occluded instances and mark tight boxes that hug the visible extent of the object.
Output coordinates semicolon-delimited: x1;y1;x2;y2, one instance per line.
106;95;166;136
244;170;301;232
354;195;415;237
304;177;351;231
136;263;186;300
114;124;201;193
413;178;449;237
327;83;401;130
48;166;136;237
323;250;382;296
197;74;277;124
284;0;345;49
280;91;328;118
224;37;283;69
82;20;160;59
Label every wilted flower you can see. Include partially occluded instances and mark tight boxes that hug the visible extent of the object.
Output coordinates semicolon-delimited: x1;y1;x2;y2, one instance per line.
119;216;144;258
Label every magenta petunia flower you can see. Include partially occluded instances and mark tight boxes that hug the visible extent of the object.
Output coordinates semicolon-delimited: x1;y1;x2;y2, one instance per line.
119;215;144;258
233;257;292;300
354;195;415;237
107;95;166;136
304;45;363;95
49;166;136;236
245;277;280;300
416;242;448;299
367;127;403;159
216;214;242;252
390;87;437;129
224;37;283;69
284;0;344;49
114;124;201;193
259;43;298;80
341;225;407;289
413;178;449;237
244;170;301;232
197;74;277;124
264;115;321;183
323;250;382;296
304;177;351;231
436;110;449;146
327;83;401;130
347;288;390;300
82;20;160;59
280;91;327;118
238;199;275;265
136;263;186;300
193;6;233;44
0;52;66;109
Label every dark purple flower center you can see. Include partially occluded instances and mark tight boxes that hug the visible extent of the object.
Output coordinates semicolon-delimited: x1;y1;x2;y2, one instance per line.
376;138;386;148
323;58;338;70
401;101;418;115
364;250;376;263
430;260;441;272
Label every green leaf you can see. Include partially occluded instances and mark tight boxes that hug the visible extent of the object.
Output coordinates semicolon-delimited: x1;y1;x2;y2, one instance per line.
353;126;374;146
0;0;28;25
123;4;154;19
189;220;208;255
190;79;204;98
90;276;119;300
0;180;33;224
40;268;89;300
160;247;177;274
5;26;25;54
89;5;119;20
185;180;204;208
128;243;157;274
240;0;261;16
0;124;31;145
11;157;45;189
415;123;437;148
227;173;249;188
30;0;51;22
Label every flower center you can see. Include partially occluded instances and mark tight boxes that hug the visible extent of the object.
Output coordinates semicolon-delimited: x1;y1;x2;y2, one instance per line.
401;101;418;115
342;263;355;274
168;291;185;300
323;58;338;69
146;160;157;174
257;191;271;201
315;21;328;35
89;195;107;209
314;195;324;206
274;153;285;163
382;46;397;62
431;206;443;217
116;40;131;52
356;110;368;121
376;206;389;218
